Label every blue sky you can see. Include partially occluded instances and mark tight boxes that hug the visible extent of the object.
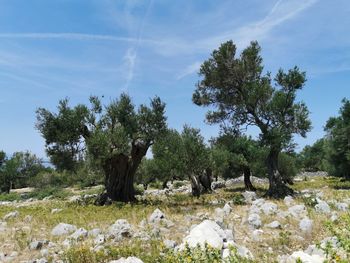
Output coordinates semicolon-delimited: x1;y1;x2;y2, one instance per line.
0;0;349;158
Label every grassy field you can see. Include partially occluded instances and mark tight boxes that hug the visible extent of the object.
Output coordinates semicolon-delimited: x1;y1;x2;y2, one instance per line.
0;176;349;262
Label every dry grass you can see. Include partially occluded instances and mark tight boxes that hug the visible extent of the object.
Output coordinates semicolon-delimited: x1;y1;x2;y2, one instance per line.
0;176;349;262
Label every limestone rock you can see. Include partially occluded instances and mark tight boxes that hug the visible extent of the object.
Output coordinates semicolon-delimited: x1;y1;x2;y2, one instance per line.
247;213;262;229
3;211;19;220
299;217;313;233
107;219;132;240
285;251;324;263
69;227;88;241
51;223;77;236
315;199;331;214
288;205;307;219
266;221;281;229
181;220;228;249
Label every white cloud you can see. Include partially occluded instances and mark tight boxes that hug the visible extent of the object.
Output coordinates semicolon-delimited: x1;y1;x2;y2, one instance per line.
122;48;137;91
177;61;201;79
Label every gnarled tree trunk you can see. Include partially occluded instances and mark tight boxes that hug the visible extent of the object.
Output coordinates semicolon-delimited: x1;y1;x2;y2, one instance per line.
189;174;202;197
265;148;293;198
97;143;148;204
243;167;256;191
199;168;213;193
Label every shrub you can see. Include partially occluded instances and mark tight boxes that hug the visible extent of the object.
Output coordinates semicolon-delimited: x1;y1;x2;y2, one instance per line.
28;186;71;200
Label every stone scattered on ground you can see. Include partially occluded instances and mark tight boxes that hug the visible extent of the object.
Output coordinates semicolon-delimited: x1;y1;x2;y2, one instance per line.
107;219;133;241
3;211;19;220
51;223;77;236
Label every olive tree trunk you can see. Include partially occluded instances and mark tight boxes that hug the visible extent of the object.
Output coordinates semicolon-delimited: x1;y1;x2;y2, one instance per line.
189;174;202;197
265;149;293;198
243;167;256;191
97;144;147;204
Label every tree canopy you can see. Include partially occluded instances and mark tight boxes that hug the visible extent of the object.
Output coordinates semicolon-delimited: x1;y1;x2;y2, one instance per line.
193;40;311;197
36;93;167;203
325;98;350;179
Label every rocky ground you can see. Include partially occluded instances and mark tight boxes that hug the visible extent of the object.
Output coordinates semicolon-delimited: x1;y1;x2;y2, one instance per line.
0;173;349;263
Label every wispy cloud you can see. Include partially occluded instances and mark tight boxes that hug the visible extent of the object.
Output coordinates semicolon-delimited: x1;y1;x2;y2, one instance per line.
122;48;137;91
177;0;318;78
177;61;201;80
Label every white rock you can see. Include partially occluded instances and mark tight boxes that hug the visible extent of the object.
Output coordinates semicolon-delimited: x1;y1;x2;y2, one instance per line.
69;227;88;241
299;217;313;233
88;228;101;237
181;220;227;249
285;251;324;263
109;257;144;263
94;234;105;245
266;221;281;229
331;212;338;222
247;213;262;229
242;191;257;203
0;221;7;232
261;202;278;215
163;239;176;249
41;248;49;257
3;211;19;220
224;229;234;241
222;248;231;259
29;240;44;250
335;202;348;211
315;199;331;214
288;205;307;219
222;203;232;215
108;219;132;240
249;205;261;215
252;198;265;207
236;245;254;259
51;223;77;236
252;229;264;242
149;209;165;223
284;196;294;206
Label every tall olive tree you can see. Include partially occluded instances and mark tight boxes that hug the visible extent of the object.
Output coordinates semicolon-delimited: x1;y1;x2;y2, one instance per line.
193;41;311;197
36;93;167;203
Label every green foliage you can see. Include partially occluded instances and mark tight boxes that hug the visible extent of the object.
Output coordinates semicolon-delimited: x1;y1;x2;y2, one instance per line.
193;40;311;196
278;152;299;183
63;242;254;263
36;93;167;202
321;213;350;262
210;134;263;179
324;98;350;179
138;126;209;191
298;139;328;171
36;98;88;171
181;125;209;178
28;186;71;200
278;230;292;246
151;129;186;185
0;192;21;201
0;151;46;193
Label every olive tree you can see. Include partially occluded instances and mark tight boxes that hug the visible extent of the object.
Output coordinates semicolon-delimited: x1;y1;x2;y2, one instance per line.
211;134;259;191
151;129;186;188
325;98;350;179
193;41;311;197
36;93;167;203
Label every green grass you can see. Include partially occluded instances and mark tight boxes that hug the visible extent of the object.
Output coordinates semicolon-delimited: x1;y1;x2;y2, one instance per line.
0;192;21;202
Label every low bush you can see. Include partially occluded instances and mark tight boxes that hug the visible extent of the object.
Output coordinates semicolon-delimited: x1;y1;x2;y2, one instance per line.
28;186;71;200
